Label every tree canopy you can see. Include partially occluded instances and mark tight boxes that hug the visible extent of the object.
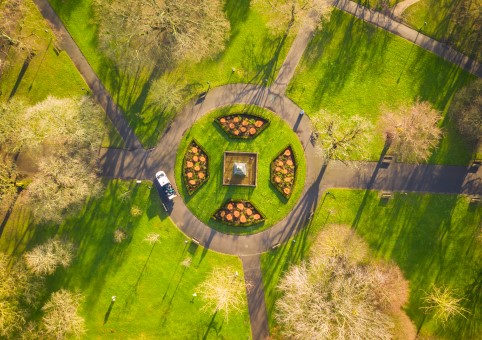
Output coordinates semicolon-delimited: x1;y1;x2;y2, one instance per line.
94;0;230;70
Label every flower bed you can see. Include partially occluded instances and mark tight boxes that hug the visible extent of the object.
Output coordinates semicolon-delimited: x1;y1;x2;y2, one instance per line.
216;114;269;139
212;200;265;226
183;141;209;195
271;146;296;199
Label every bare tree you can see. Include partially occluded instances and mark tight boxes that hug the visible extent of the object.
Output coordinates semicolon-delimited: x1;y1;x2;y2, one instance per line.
0;253;45;338
198;266;248;322
42;290;85;339
144;233;161;245
311;112;373;163
449;79;482;146
24;239;74;276
275;224;412;339
148;78;184;114
0;99;27;153
381;101;442;163
27;151;102;223
94;0;230;70
422;286;469;326
114;228;127;243
254;0;332;35
1;96;107;223
0;157;18;212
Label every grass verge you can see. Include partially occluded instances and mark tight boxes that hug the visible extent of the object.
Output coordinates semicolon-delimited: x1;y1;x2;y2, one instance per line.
0;180;251;338
47;0;295;148
287;9;475;164
260;189;482;339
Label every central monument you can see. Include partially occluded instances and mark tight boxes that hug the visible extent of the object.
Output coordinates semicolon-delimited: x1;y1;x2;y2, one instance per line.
223;151;258;187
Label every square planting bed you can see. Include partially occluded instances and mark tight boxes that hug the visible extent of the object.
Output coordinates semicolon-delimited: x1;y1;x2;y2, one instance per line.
223;151;258;187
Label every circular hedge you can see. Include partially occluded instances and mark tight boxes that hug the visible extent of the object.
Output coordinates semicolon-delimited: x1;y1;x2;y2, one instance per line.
175;104;306;235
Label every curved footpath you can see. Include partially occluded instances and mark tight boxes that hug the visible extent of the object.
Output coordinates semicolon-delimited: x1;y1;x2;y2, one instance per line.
99;82;482;256
32;0;482;338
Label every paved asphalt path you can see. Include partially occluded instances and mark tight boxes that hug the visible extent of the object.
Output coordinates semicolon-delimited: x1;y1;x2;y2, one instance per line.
334;0;482;77
32;0;142;150
241;255;270;340
33;0;482;338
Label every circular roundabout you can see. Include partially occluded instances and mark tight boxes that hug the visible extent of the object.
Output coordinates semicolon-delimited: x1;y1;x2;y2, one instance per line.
175;104;306;235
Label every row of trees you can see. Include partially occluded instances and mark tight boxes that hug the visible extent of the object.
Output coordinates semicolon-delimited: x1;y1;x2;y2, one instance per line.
0;239;84;339
0;96;106;223
311;100;443;164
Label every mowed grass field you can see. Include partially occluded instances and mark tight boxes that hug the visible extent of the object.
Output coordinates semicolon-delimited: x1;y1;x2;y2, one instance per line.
287;9;475;164
0;180;251;338
47;0;295;147
0;0;124;148
261;189;482;339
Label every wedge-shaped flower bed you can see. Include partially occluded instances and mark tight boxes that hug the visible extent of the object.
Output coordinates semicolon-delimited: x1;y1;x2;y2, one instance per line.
271;146;296;199
216;114;269;139
212;200;265;226
183;141;209;195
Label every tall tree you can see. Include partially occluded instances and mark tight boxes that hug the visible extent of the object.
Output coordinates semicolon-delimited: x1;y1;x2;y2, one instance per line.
24;239;74;276
198;266;248;322
275;224;412;339
311;113;373;163
94;0;230;70
42;290;85;339
0;253;45;338
449;79;482;146
422;286;469;326
254;0;332;35
0;96;106;223
381;101;442;163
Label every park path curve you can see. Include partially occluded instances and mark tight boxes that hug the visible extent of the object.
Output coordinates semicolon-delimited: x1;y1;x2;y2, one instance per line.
32;0;142;150
392;0;420;17
333;0;482;77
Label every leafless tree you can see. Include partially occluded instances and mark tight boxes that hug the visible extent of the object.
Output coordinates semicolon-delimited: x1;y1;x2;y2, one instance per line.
42;289;85;339
198;266;249;322
449;79;482;146
144;233;161;245
422;286;469;326
1;96;106;223
94;0;230;71
0;157;18;212
27;151;102;223
275;224;412;339
114;228;127;243
381;101;442;163
311;112;373;163
254;0;332;35
148;78;184;114
0;253;45;338
24;239;74;276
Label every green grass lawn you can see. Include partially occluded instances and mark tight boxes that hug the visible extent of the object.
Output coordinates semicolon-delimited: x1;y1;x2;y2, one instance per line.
402;0;482;63
47;0;295;148
261;189;482;339
287;9;475;164
0;180;251;338
0;0;124;149
175;105;306;235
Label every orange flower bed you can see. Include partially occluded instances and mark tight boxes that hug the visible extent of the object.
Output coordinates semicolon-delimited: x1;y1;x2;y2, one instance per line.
216;113;269;139
213;200;265;226
183;141;209;195
271;146;296;199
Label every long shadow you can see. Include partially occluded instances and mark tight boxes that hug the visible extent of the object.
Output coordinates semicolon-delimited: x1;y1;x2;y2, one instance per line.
9;55;33;99
352;139;391;230
202;311;220;340
103;300;115;325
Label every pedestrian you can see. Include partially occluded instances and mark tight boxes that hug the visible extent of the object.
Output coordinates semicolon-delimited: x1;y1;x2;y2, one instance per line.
299;109;305;116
